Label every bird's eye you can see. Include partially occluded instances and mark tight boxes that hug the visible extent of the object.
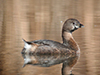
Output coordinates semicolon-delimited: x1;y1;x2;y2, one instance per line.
73;23;75;24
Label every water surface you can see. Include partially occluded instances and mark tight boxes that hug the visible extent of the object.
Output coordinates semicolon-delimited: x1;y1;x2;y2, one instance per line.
0;0;100;75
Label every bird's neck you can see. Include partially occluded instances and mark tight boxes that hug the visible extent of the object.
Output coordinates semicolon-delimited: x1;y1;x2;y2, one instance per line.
62;31;80;52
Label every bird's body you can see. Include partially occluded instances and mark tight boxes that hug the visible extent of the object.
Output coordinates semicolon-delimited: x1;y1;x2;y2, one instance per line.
31;40;71;55
22;18;84;55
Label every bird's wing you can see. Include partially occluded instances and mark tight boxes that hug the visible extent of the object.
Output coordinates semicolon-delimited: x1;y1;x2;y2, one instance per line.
30;40;71;55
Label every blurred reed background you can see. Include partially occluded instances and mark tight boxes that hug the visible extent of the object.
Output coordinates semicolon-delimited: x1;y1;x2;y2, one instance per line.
0;0;100;75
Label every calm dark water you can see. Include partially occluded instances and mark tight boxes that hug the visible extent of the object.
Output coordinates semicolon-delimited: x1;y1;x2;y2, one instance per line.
0;0;100;75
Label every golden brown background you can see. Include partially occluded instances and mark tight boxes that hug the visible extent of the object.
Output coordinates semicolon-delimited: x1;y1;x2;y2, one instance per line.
0;0;100;75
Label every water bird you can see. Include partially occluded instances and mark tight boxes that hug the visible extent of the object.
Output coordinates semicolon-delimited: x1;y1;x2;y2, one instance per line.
22;18;84;55
21;18;84;75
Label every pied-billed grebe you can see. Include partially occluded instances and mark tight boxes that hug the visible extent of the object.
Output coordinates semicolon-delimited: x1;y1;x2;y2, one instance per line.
22;18;84;54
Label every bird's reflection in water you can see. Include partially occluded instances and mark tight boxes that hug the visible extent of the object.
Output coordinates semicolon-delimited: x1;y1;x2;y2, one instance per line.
22;53;79;75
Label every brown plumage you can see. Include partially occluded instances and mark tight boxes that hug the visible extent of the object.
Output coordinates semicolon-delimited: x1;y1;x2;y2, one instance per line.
22;18;84;55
